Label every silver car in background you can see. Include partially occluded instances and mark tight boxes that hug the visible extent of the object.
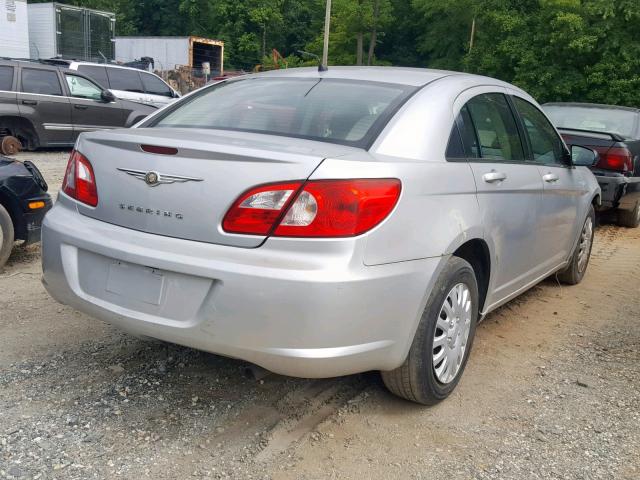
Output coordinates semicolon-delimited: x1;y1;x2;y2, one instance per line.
41;67;600;405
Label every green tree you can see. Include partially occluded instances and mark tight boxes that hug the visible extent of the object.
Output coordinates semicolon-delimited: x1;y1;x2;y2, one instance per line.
303;0;391;65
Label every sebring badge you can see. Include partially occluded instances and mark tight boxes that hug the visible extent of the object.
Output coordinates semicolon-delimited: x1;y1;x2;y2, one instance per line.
117;168;203;187
119;203;184;220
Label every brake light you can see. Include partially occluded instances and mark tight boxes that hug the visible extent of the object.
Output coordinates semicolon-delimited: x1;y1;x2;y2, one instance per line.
222;179;401;237
594;146;633;172
62;150;98;207
141;144;178;155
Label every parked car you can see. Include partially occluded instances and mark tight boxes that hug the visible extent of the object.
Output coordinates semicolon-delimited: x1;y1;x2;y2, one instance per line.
42;67;600;405
0;155;51;268
66;61;180;108
543;102;640;227
0;59;157;150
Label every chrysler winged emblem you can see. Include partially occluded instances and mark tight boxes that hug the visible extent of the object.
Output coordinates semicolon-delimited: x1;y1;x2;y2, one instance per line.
117;168;203;187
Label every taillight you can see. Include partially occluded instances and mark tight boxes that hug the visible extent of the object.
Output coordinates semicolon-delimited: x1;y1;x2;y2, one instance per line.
222;179;401;238
62;149;98;207
222;182;303;235
594;146;633;172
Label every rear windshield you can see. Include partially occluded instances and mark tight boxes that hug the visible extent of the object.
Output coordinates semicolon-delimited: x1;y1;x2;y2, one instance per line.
543;105;639;140
147;78;416;147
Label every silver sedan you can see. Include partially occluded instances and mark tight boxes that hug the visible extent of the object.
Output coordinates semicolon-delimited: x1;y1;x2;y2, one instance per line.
41;67;600;404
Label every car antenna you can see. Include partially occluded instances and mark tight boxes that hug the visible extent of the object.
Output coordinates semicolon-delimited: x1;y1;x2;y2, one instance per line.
297;50;328;72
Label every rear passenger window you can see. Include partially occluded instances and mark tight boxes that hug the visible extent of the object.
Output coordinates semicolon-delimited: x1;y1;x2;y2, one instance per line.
21;69;63;96
459;106;480;158
466;93;524;161
445;124;465;159
446;106;480;160
140;73;172;97
77;65;109;88
0;66;14;91
106;68;144;93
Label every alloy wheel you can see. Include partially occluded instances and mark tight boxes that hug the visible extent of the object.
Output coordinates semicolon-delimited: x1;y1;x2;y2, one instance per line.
432;283;472;384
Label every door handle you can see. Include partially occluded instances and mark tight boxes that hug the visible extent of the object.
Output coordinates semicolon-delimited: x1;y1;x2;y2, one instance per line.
74;104;89;110
483;171;507;183
543;173;559;183
21;100;37;105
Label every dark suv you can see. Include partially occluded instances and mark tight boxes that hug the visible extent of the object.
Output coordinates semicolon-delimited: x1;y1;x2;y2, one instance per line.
0;59;157;151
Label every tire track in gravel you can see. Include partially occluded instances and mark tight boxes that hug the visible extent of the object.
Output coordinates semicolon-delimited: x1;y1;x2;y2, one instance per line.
253;378;368;462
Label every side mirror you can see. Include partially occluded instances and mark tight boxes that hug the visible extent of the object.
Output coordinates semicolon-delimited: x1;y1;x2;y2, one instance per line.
172;90;181;98
101;89;116;103
571;145;599;167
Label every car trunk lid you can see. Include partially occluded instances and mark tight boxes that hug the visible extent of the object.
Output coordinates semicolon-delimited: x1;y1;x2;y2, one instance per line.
74;128;359;247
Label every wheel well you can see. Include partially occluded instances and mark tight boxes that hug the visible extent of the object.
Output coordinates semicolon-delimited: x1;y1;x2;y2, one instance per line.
592;194;601;208
452;239;491;314
0;116;39;150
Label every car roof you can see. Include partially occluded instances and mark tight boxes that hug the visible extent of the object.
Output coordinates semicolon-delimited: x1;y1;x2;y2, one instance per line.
0;58;78;75
543;102;640;113
245;66;516;89
0;58;154;75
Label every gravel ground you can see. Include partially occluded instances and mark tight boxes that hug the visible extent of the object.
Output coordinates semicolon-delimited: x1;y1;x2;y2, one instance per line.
0;151;638;479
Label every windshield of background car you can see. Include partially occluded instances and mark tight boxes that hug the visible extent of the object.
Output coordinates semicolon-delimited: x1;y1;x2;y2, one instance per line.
543;105;639;139
148;78;416;147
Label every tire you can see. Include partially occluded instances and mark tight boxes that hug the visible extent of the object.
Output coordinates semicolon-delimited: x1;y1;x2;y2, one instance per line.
0;204;15;269
617;201;640;228
1;136;21;155
381;257;479;405
558;205;595;285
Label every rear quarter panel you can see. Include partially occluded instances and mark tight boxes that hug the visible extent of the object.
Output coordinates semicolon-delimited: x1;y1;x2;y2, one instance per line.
310;156;480;266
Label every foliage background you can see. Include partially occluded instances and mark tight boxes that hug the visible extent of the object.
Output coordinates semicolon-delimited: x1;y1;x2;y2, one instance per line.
28;0;640;106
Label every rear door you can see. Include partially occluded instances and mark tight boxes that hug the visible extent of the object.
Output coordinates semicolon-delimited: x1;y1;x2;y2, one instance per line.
105;67;152;105
62;72;124;139
17;67;72;145
457;91;546;303
139;72;175;107
511;95;585;266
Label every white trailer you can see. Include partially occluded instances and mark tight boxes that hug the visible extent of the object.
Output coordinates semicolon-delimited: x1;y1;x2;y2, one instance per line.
27;2;115;61
0;0;30;59
115;36;224;76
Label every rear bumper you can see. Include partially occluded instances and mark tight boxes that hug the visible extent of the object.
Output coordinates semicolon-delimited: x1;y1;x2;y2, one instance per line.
593;172;640;211
41;199;442;378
